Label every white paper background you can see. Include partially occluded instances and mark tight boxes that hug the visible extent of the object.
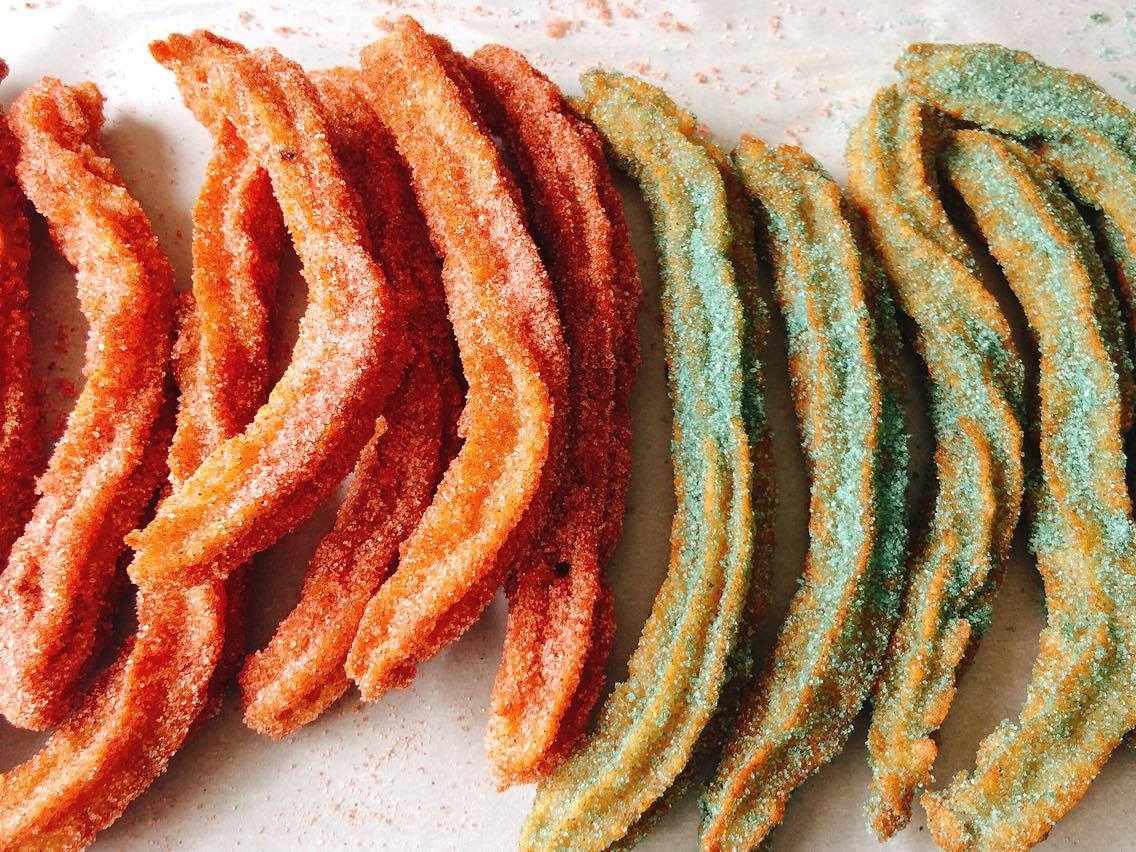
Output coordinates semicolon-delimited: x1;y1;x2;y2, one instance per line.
2;0;1135;849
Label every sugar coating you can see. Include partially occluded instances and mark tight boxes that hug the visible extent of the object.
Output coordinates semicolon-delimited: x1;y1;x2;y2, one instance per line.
133;30;409;589
899;42;1136;399
922;130;1136;852
0;77;175;731
846;87;1027;839
700;136;910;850
521;69;771;852
462;44;640;787
240;66;459;739
0;61;39;572
345;16;567;698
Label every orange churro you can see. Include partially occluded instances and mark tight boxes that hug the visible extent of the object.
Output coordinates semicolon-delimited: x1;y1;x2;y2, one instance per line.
346;17;565;698
464;43;639;786
131;31;408;589
176;124;284;723
0;59;39;567
0;77;174;730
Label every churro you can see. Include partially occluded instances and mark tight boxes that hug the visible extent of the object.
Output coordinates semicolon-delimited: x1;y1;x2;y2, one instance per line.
345;17;565;698
132;30;408;588
700;137;910;850
921;127;1136;852
0;60;38;568
521;71;769;851
0;77;174;730
175;123;283;723
463;43;635;786
615;121;777;850
845;86;1026;838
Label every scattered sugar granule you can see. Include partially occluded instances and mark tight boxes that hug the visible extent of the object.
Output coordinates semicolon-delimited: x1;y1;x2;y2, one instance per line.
657;11;692;32
584;0;613;24
546;18;572;38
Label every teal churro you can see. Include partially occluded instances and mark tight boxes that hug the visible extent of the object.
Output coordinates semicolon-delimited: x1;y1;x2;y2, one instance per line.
846;86;1026;838
700;137;909;850
921;127;1136;852
614;113;777;852
520;71;772;851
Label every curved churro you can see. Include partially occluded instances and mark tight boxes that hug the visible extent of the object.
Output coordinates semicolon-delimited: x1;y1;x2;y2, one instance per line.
167;133;281;490
0;60;38;568
0;579;226;850
614;124;777;851
130;30;407;589
175;124;283;723
525;109;642;786
345;17;565;698
699;138;909;850
898;42;1136;416
462;43;637;786
845;86;1026;838
352;32;571;686
521;71;769;851
0;77;175;730
919;128;1136;852
543;113;641;778
239;66;460;738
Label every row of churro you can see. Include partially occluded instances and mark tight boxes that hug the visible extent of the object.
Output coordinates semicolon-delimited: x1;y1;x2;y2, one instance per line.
2;15;1136;851
0;15;641;849
888;44;1136;851
525;39;1136;852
